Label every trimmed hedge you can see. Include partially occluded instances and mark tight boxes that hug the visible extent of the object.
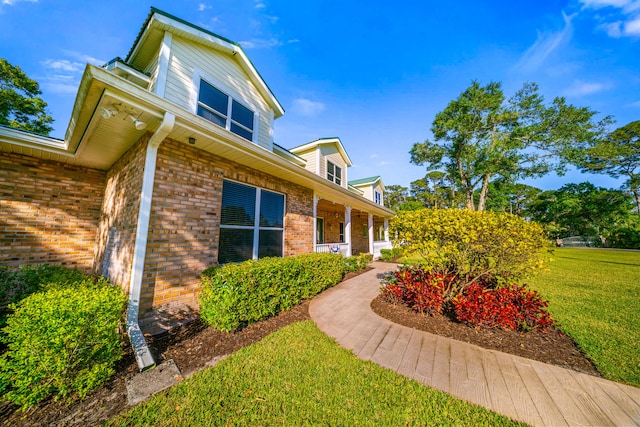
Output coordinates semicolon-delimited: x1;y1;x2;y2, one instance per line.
0;277;127;409
199;253;368;332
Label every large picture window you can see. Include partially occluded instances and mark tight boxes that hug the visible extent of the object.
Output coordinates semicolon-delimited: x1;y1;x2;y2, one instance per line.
327;160;342;185
197;80;255;142
219;180;284;264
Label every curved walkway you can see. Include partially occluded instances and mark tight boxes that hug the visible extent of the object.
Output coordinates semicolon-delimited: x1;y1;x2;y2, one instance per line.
309;262;640;426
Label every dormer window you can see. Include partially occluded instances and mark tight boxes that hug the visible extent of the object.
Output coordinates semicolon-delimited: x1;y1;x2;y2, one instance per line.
327;160;342;186
197;79;255;141
375;191;381;205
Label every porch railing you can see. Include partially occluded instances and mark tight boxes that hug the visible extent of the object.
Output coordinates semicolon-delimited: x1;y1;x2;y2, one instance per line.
315;243;349;256
373;240;392;258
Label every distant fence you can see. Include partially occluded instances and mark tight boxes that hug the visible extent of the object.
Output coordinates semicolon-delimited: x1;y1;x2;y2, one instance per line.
558;236;602;248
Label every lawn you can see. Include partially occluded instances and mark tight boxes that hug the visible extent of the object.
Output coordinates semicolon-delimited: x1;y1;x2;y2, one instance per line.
107;321;524;426
527;248;640;387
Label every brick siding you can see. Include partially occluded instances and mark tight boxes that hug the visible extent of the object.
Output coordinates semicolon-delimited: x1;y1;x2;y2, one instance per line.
0;152;105;271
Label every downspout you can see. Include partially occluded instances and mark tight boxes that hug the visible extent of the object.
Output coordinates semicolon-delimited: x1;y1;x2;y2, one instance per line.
127;111;175;371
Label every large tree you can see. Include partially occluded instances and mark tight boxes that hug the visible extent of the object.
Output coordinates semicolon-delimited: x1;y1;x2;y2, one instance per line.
578;120;640;216
410;80;609;211
0;58;54;135
383;184;410;210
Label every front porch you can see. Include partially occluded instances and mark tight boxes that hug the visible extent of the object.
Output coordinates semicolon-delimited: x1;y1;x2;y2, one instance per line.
313;197;392;259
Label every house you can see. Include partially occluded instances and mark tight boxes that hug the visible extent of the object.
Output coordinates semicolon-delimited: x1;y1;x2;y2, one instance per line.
0;7;394;369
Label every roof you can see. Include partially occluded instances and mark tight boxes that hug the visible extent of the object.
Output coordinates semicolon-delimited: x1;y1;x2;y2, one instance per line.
349;176;382;186
289;137;353;167
126;7;284;118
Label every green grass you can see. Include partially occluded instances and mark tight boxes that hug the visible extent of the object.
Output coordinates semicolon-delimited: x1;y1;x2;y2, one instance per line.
107;321;524;426
527;248;640;387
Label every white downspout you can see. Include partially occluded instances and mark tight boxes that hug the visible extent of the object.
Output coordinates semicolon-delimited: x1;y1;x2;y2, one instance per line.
127;112;175;371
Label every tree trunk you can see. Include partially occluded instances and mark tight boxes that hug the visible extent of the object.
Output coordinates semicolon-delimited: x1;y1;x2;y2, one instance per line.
477;174;491;212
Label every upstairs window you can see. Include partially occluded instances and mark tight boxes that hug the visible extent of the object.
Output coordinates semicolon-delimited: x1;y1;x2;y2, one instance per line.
375;191;382;205
327;161;342;186
197;80;255;142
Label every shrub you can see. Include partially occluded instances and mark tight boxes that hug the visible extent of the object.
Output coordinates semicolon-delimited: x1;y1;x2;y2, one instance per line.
379;247;403;262
0;265;88;326
343;253;373;272
390;208;549;298
200;253;357;332
0;278;126;409
381;266;449;315
452;283;554;332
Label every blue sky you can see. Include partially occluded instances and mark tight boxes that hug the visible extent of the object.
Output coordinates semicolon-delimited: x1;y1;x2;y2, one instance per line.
1;0;639;191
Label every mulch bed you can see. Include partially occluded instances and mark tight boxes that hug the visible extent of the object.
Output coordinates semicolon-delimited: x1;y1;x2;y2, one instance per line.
370;294;601;377
0;266;599;426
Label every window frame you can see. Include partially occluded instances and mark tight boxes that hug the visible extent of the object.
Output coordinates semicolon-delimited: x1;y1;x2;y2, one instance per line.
219;179;285;264
326;160;342;186
374;190;381;205
192;72;258;143
316;217;325;244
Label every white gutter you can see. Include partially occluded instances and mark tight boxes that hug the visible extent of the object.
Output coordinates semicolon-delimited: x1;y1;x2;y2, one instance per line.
127;111;175;371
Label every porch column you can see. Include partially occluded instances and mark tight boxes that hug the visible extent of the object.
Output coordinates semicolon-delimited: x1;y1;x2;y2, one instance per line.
313;195;318;252
345;206;352;257
384;218;390;242
368;213;374;255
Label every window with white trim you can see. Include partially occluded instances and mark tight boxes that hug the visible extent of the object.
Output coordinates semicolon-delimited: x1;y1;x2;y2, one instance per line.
197;80;255;141
219;180;284;264
327;161;342;185
374;190;382;205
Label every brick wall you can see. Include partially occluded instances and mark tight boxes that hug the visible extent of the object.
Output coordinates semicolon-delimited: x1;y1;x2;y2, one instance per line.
139;138;314;317
93;135;148;294
351;211;371;255
0;152;105;271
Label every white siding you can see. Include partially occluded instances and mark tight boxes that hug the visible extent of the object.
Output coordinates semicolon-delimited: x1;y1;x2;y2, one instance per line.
320;145;347;188
163;36;274;150
145;50;160;95
294;148;318;174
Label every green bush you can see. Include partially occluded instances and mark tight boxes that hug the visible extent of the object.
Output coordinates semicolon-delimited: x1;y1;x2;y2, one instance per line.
0;278;127;409
0;265;88;326
390;209;549;299
342;253;373;272
200;253;358;332
379;247;403;262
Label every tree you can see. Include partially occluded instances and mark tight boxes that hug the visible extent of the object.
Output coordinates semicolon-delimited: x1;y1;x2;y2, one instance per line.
527;182;634;239
578;120;640;216
0;58;54;135
383;185;410;210
410;80;610;211
482;179;541;216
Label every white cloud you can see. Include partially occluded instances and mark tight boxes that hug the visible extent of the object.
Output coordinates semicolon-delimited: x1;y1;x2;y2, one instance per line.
61;50;105;65
42;59;83;73
627;100;640;107
239;38;283;49
291;98;326;117
514;11;575;73
2;0;38;5
563;80;611;96
255;1;266;9
197;3;209;12
580;0;640;38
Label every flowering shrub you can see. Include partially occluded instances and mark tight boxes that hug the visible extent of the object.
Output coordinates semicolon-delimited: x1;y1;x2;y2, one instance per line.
389;209;550;296
452;283;554;331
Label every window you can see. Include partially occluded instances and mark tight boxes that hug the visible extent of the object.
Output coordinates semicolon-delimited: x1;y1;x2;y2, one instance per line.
219;180;284;264
339;222;345;243
327;161;342;185
316;218;324;244
375;191;382;205
197;80;255;141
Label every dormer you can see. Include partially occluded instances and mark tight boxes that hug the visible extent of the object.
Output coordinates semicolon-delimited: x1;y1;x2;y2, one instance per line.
104;7;284;151
349;176;385;206
289;137;353;189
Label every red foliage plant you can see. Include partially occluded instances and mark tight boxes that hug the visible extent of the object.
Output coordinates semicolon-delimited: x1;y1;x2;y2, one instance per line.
381;266;448;315
452;283;555;332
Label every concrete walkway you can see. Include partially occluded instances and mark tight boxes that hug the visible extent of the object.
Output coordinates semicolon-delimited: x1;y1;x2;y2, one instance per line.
309;262;640;426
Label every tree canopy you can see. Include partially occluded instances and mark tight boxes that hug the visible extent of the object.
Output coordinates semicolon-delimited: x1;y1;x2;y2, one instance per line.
578;120;640;216
0;58;54;135
410;80;610;211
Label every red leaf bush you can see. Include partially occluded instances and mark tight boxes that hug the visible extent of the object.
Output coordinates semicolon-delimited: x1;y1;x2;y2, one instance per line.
452;283;554;332
381;265;555;332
